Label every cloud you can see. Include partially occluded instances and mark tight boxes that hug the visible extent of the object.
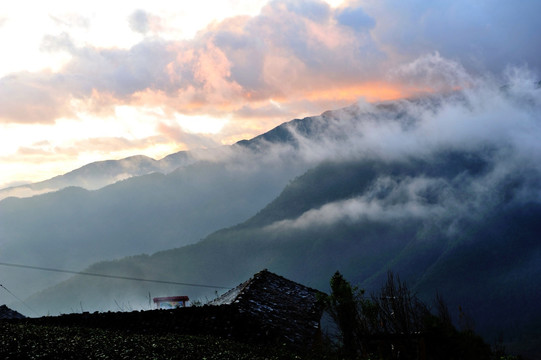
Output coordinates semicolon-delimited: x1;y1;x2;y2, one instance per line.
0;72;74;124
0;0;385;127
72;136;169;154
388;52;474;93
258;61;541;232
128;10;151;34
128;10;164;35
0;136;169;165
274;58;539;165
40;32;77;53
363;0;541;73
0;35;180;124
49;13;90;29
157;122;220;149
1;0;539;159
63;39;177;98
336;4;375;31
266;177;447;231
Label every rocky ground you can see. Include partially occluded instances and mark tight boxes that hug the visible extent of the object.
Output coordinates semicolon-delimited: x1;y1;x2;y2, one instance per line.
0;321;308;360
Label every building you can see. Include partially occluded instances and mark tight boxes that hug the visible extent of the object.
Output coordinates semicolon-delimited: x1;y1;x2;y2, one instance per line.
208;269;325;347
153;296;189;309
17;270;325;350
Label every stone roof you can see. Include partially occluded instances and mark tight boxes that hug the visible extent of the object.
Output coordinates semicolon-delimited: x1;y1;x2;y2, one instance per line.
0;305;26;319
209;269;324;345
10;270;324;349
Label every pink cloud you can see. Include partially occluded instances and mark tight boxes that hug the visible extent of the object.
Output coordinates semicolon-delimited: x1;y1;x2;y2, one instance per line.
7;0;516;146
0;72;73;123
2;0;387;125
157;122;219;149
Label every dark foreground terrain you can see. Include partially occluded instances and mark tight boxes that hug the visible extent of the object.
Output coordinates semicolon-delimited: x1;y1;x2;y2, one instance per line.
0;321;305;360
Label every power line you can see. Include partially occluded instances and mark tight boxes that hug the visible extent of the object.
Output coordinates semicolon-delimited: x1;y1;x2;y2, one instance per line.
0;261;231;290
0;283;39;316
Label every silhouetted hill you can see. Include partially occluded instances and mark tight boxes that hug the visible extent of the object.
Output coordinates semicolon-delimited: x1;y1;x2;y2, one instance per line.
8;78;541;356
0;94;386;301
0;157;305;299
26;150;541;352
0;305;25;319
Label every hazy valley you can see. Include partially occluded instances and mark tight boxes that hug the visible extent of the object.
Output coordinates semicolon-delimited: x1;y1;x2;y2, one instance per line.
1;76;540;354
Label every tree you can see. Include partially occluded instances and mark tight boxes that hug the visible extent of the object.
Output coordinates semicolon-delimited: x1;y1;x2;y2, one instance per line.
371;271;429;336
321;271;495;360
324;271;362;357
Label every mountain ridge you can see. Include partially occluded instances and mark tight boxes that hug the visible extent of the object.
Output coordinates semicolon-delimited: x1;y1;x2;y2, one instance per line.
3;81;541;355
0;108;330;300
0;152;193;201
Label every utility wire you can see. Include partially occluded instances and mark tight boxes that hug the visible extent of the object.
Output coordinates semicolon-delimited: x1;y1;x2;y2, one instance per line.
0;283;39;316
0;261;231;290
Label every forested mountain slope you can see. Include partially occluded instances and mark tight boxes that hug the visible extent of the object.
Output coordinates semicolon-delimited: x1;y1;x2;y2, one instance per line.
8;79;541;353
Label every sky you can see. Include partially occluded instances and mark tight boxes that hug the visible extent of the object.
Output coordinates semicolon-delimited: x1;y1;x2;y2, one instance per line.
0;0;539;188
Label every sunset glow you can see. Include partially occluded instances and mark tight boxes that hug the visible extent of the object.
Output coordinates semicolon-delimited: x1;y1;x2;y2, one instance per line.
304;83;406;103
1;0;539;187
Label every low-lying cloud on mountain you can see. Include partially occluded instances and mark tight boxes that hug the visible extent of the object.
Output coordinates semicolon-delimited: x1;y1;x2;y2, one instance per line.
290;56;539;163
265;175;449;231
1;56;540;354
221;66;525;241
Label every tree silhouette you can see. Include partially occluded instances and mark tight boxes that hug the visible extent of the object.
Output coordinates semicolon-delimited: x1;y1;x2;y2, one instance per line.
322;271;496;360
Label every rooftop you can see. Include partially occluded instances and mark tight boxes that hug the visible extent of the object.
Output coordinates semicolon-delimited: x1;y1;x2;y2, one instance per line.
209;269;324;345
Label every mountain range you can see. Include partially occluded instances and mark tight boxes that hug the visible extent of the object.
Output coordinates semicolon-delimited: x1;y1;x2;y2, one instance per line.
1;79;540;355
0;152;193;201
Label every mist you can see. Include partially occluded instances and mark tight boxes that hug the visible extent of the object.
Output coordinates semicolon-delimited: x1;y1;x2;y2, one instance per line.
1;54;540;318
253;57;540;235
